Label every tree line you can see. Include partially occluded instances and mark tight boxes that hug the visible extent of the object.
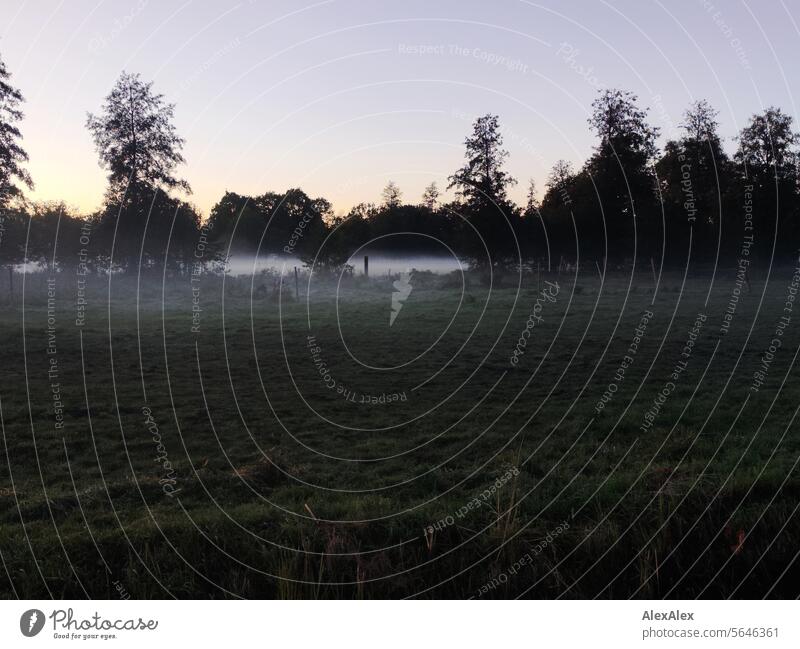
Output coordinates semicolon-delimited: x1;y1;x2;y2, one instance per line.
1;51;799;290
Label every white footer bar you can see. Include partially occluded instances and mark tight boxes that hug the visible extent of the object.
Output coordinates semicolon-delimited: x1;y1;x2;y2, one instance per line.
1;600;796;648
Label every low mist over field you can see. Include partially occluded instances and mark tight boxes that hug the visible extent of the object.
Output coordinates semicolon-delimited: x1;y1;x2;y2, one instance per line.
222;253;463;277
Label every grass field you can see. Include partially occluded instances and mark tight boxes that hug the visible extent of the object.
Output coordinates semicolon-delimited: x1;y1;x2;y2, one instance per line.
1;265;799;598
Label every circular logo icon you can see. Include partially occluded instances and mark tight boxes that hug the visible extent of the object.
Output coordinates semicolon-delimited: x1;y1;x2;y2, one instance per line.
20;609;45;637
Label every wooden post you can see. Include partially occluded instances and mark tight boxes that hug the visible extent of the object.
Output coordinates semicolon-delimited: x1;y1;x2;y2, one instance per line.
364;255;369;278
294;266;299;300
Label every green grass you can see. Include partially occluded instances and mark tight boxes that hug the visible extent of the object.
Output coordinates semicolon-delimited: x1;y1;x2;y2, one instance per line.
0;267;799;598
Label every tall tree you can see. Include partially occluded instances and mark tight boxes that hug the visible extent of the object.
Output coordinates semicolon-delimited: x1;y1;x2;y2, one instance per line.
517;178;542;259
682;99;722;144
87;72;190;202
448;114;516;208
588;89;659;163
656;100;732;261
0;53;33;207
734;107;800;258
540;160;578;256
525;178;539;214
448;114;519;266
421;181;440;210
585;89;659;259
381;181;402;208
0;53;33;300
87;72;191;268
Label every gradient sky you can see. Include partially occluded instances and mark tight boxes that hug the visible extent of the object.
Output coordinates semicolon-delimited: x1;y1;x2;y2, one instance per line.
2;0;799;217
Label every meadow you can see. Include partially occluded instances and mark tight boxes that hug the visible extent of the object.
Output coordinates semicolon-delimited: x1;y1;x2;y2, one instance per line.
0;264;799;599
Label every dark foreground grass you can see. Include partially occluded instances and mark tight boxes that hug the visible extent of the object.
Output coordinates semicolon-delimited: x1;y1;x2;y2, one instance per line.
0;266;799;598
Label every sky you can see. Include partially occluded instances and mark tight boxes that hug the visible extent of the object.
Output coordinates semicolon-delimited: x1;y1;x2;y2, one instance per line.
2;0;799;217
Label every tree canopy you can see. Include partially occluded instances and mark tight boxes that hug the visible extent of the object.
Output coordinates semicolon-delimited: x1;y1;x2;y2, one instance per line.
87;71;190;203
0;54;32;208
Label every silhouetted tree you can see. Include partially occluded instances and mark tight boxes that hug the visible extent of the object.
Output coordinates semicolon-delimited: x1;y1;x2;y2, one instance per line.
28;202;88;271
0;52;33;300
585;89;659;260
87;72;191;269
449;114;516;208
142;194;202;273
734;107;800;259
87;72;190;200
382;181;402;208
656;100;732;262
539;160;577;259
421;182;440;210
735;107;799;179
548;160;575;192
518;178;541;258
525;178;539;214
0;53;33;208
320;203;375;270
448;114;519;266
267;188;331;259
207;188;331;263
0;207;27;301
206;191;263;255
